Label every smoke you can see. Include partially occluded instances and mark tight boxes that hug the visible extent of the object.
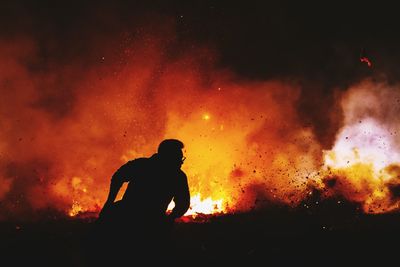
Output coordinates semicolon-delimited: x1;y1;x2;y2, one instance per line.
341;80;400;136
320;80;400;213
0;15;328;220
2;2;400;220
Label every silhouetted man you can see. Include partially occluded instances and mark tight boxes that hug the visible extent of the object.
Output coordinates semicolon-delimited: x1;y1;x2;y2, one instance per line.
92;139;190;264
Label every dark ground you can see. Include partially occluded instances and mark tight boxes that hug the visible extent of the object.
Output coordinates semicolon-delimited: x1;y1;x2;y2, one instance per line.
1;203;399;267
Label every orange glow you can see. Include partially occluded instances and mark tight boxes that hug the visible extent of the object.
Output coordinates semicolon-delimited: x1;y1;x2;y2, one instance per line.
0;34;329;220
69;201;85;217
168;193;226;218
2;34;399;222
202;113;211;121
58;77;322;219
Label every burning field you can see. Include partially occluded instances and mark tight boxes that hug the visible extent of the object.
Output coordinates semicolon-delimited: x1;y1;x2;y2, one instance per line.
2;28;400;221
1;1;400;266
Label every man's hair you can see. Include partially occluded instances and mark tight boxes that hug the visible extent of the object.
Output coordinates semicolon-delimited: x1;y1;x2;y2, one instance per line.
158;139;184;155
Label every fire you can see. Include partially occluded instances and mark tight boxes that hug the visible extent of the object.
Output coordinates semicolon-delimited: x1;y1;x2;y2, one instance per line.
317;82;400;213
69;201;84;217
1;30;400;221
324;118;400;175
168;193;226;218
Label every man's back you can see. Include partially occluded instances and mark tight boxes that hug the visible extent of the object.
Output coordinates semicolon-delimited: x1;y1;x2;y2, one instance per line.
111;153;190;220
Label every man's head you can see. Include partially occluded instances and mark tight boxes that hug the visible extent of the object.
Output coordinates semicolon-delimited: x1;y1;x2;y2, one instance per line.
157;139;185;169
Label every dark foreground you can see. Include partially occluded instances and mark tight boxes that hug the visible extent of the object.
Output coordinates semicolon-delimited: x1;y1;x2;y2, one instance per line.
1;205;399;267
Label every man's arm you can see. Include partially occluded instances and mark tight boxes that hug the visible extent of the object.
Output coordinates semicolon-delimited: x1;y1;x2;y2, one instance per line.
99;161;134;217
169;171;190;220
103;174;124;205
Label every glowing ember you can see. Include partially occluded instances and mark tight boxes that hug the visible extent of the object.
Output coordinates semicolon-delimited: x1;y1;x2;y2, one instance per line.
360;57;372;67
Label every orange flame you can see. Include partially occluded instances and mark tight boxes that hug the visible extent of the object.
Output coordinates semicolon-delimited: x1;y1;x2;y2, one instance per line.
1;33;399;222
167;193;226;218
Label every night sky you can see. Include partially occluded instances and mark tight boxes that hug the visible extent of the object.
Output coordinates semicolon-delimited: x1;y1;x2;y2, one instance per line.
2;1;399;77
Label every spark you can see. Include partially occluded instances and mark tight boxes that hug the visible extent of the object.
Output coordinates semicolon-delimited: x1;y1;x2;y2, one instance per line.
202;113;210;121
360;57;372;67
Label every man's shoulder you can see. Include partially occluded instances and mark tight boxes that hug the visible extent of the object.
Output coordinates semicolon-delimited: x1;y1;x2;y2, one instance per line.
126;157;151;167
129;157;150;163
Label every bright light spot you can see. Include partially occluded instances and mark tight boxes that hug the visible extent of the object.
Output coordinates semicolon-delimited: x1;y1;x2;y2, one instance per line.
202;114;210;121
324;118;400;176
167;193;225;217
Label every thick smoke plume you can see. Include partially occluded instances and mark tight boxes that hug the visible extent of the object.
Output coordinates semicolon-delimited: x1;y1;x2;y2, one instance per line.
0;21;326;220
319;80;400;213
2;2;400;220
